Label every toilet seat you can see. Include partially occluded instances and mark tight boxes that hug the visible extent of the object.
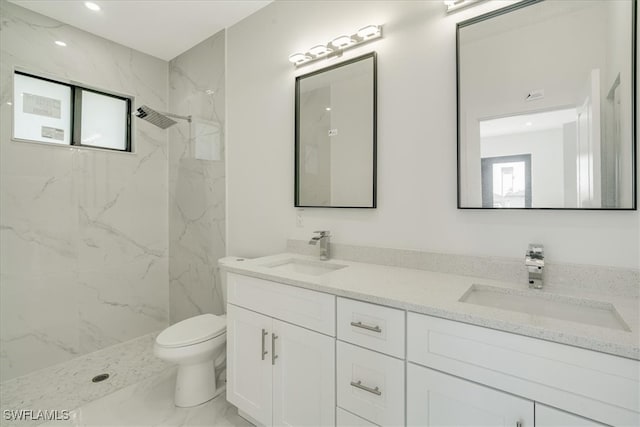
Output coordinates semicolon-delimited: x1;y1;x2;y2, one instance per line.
156;314;226;348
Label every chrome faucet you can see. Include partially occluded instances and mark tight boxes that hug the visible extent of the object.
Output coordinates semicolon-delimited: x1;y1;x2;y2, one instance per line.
309;231;331;260
525;243;544;289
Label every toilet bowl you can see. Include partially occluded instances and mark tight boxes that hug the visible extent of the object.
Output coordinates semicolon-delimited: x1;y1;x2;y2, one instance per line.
154;256;243;407
154;314;226;407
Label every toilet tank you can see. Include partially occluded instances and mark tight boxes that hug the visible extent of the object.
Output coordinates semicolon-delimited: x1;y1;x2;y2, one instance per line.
217;256;246;313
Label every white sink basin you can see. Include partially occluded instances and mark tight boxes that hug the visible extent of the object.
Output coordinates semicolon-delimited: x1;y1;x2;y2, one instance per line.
266;258;347;276
459;285;630;331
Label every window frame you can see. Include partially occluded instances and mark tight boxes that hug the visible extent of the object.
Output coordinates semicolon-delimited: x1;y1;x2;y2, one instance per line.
13;70;133;153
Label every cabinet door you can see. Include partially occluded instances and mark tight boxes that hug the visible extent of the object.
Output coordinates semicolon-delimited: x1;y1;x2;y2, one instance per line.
227;304;273;427
407;363;534;427
272;319;335;427
536;404;607;427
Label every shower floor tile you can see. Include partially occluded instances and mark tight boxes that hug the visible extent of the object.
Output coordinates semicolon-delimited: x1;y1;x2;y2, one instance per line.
41;367;251;427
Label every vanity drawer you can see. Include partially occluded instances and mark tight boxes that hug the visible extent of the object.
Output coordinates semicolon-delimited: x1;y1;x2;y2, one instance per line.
407;312;640;427
336;341;404;426
336;407;378;427
337;297;405;358
226;272;335;336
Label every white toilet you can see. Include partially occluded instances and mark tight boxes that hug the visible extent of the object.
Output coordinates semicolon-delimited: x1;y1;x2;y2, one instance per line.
154;256;242;407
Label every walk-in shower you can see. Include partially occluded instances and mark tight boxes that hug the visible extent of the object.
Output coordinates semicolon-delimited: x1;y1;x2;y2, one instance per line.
134;105;192;129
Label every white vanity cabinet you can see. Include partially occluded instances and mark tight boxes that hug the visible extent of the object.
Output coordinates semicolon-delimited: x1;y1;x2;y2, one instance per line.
407;364;608;427
224;266;638;427
407;363;534;426
535;405;607;427
226;304;273;424
407;312;639;427
336;298;405;426
226;273;336;427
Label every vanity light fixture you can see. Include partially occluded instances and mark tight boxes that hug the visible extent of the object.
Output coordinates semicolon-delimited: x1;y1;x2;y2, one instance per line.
309;44;333;58
288;24;382;67
356;25;381;40
331;35;355;49
288;52;312;65
444;0;484;13
84;1;101;12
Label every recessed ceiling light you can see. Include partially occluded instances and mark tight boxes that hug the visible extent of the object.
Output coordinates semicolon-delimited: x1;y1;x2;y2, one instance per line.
525;121;533;126
55;40;67;47
84;2;101;12
6;102;12;106
325;107;331;111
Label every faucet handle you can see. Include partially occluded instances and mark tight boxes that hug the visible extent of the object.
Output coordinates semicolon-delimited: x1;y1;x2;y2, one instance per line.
313;230;330;237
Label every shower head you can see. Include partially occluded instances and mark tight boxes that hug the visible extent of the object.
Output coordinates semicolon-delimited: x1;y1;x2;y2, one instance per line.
134;105;177;129
134;105;191;129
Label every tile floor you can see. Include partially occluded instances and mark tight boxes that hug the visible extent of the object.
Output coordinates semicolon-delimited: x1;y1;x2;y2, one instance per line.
40;367;251;427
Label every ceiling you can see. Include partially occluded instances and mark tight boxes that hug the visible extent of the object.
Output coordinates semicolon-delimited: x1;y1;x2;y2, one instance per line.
8;0;272;61
480;108;577;138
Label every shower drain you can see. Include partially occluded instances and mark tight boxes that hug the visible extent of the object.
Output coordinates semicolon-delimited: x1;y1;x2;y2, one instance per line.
91;373;110;383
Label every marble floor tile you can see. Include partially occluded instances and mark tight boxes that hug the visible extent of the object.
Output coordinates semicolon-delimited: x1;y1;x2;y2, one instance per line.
40;367;250;427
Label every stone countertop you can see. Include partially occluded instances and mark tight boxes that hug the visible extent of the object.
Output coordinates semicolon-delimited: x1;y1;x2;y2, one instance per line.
222;253;639;361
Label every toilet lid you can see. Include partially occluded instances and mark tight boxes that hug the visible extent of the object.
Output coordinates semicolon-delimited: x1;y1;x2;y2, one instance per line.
156;314;226;348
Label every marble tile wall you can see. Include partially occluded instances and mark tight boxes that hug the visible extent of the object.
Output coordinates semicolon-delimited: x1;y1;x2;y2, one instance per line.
0;1;169;381
168;31;226;323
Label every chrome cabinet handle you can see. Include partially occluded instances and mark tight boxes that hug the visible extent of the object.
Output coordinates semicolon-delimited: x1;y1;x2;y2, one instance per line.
261;329;268;360
350;380;382;396
350;321;382;333
272;333;278;365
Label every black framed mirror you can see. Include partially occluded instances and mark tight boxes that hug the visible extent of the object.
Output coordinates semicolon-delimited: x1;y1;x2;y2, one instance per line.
295;52;377;208
457;0;636;209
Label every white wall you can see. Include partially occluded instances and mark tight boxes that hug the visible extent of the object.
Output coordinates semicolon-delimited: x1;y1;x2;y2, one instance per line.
226;0;639;269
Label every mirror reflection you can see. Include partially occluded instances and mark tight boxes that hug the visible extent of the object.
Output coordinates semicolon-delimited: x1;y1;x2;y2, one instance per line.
458;0;636;209
295;53;376;208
